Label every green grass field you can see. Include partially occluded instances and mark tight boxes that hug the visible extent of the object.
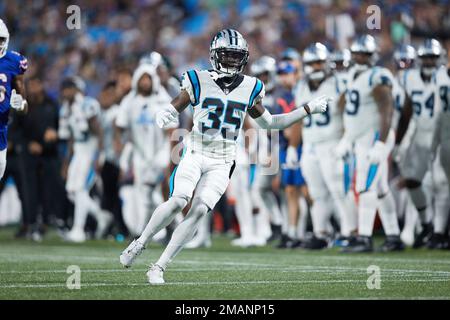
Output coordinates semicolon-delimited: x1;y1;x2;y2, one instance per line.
0;227;449;300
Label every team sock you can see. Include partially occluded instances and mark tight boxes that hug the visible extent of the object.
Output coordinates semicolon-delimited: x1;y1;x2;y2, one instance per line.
378;192;401;236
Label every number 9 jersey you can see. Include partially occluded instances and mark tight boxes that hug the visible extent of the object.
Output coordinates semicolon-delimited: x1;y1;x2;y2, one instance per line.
181;69;265;161
343;66;394;142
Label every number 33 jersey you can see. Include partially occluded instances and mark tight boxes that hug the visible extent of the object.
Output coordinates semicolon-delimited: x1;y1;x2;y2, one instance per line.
181;70;265;160
294;75;344;145
343;66;394;141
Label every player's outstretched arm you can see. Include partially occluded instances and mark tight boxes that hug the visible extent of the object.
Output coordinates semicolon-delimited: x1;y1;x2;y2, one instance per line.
156;90;191;128
248;95;330;130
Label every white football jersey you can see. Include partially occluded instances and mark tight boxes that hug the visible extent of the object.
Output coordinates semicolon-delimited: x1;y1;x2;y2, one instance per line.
435;66;450;142
402;68;438;136
343;66;394;141
115;91;174;165
295;75;344;144
181;69;265;160
59;93;100;144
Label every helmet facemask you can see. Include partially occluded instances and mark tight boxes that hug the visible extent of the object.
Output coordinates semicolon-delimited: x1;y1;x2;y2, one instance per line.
211;48;248;77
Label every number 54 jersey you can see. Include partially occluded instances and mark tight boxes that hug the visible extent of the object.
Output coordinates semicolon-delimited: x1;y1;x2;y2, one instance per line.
343;66;394;142
181;70;264;161
401;68;438;145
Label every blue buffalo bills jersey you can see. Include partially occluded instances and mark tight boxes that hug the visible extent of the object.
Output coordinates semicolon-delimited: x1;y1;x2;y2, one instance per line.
0;51;28;150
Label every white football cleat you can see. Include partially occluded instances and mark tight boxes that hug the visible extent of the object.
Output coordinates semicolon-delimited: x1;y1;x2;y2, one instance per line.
120;239;145;268
65;229;86;243
147;264;165;285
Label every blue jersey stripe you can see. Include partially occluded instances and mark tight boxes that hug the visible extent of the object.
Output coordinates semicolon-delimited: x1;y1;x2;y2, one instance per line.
369;67;379;87
169;166;178;197
169;147;186;197
187;70;201;106
248;79;263;108
365;163;379;192
344;161;351;195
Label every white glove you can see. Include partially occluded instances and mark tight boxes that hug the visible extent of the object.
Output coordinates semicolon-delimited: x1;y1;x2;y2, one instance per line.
368;141;388;164
285;145;299;169
156;105;179;128
335;138;352;159
307;95;332;114
10;89;25;111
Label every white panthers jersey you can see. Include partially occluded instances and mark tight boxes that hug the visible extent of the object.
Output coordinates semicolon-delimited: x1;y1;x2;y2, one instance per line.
435;66;450;142
181;69;265;160
59;93;100;144
295;75;344;144
116;91;174;165
343;66;394;141
402;68;438;136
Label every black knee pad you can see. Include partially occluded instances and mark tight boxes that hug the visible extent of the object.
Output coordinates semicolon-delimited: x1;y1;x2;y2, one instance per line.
404;179;421;189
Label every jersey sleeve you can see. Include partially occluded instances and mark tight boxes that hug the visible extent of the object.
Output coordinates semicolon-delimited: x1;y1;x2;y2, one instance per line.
115;94;132;129
83;97;100;119
11;51;28;75
248;78;265;109
180;70;200;106
370;68;393;88
58;106;71;140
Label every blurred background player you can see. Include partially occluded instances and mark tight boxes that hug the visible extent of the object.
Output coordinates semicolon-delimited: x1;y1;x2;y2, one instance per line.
115;63;176;238
0;19;27;181
59;76;112;243
396;39;450;249
430;51;450;249
97;80;129;239
273;60;309;248
295;43;350;249
249;55;284;245
329;48;351;85
337;35;403;253
390;44;417;246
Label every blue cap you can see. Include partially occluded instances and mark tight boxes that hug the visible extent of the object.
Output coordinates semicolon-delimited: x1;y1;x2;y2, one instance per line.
281;48;301;61
277;61;296;74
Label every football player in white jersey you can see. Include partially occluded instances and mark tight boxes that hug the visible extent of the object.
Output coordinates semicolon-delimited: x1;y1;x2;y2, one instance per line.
59;77;112;243
390;44;418;246
430;61;450;249
295;43;351;249
395;39;448;248
329;48;350;88
249;56;284;243
115;64;175;237
336;35;403;252
119;29;329;284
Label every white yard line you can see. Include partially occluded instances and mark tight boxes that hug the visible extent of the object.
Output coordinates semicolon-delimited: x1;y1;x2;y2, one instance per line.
1;264;449;276
0;278;449;289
